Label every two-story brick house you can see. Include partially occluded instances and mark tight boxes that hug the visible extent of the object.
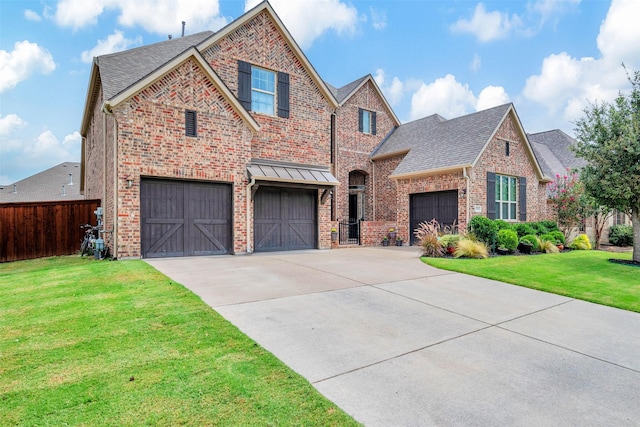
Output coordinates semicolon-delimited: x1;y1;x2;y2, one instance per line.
80;0;552;259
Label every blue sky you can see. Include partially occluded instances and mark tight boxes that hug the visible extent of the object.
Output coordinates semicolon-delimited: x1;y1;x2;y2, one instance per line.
1;0;638;184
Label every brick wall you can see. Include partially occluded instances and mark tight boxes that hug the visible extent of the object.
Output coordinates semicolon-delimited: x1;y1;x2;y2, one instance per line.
372;154;403;222
334;79;397;222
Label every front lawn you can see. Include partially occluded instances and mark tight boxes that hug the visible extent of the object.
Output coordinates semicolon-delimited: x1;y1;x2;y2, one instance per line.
0;257;358;426
423;250;640;313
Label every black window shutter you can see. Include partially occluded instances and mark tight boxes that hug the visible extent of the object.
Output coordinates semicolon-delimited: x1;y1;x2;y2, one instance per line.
238;60;251;110
358;108;363;132
486;172;496;220
277;72;289;118
519;177;527;221
185;110;197;137
371;111;377;135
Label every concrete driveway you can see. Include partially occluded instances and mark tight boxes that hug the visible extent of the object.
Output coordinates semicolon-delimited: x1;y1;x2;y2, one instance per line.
147;247;640;426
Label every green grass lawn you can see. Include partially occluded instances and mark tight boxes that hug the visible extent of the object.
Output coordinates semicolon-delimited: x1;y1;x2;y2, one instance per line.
0;257;359;426
423;250;640;313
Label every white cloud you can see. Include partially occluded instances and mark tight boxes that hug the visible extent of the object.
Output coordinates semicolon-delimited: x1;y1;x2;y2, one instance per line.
450;3;523;42
24;9;42;22
531;0;581;23
596;0;640;64
81;31;142;63
25;130;81;161
245;0;358;49
477;86;510;111
373;69;404;106
52;0;106;30
0;41;56;93
470;53;481;72
51;0;227;34
522;0;639;126
370;7;387;30
0;114;27;137
410;74;477;120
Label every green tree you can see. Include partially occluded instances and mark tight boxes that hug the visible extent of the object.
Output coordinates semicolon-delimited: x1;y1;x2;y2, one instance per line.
573;67;640;262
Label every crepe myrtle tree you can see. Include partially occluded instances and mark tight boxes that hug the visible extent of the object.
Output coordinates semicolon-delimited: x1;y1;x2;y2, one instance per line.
573;67;640;262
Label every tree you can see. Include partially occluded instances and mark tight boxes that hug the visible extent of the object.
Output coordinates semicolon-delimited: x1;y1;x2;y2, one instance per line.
573;67;640;262
547;170;585;240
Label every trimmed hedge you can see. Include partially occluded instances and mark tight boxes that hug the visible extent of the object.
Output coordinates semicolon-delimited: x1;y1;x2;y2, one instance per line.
609;225;633;246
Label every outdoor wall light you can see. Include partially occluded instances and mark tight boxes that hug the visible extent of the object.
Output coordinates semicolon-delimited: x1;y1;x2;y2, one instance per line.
126;176;134;188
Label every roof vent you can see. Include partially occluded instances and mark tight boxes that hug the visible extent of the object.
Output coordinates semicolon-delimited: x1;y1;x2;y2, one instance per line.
62;185;66;196
68;173;73;185
168;34;172;40
182;21;185;37
13;184;17;194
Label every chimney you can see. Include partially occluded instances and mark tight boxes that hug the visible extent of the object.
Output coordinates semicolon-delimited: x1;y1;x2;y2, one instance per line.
182;21;185;37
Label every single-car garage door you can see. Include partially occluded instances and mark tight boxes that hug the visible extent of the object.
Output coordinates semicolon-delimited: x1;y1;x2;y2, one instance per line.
254;187;317;252
410;190;458;245
141;179;232;258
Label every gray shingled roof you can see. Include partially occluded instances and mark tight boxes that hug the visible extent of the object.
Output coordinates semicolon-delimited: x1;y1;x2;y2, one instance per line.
98;31;214;100
528;129;587;178
325;75;370;104
0;162;83;203
375;103;512;176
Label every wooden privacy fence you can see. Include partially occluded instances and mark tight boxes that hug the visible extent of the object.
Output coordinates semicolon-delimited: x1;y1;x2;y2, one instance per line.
0;199;100;263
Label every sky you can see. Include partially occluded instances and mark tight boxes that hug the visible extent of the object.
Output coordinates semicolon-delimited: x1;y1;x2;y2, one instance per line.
1;0;639;185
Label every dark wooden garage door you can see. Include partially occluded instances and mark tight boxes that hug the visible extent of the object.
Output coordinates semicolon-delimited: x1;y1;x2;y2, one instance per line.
254;187;317;252
140;179;232;258
410;190;458;245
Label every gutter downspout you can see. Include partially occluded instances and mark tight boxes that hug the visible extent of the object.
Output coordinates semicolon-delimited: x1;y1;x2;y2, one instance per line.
246;176;256;253
101;102;117;259
463;166;470;229
370;157;376;221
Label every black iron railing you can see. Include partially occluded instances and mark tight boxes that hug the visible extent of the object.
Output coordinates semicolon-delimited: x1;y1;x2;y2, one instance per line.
338;218;361;245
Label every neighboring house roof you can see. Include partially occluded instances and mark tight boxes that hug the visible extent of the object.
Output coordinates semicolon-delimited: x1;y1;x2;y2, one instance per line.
373;103;548;181
0;162;83;203
528;129;587;178
326;74;401;127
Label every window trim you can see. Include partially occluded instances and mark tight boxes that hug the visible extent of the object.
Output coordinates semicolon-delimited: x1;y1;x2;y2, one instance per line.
495;174;518;221
358;108;377;135
251;66;276;115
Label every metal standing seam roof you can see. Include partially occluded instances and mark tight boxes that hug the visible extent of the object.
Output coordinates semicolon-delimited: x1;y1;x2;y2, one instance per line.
247;161;339;186
376;103;513;176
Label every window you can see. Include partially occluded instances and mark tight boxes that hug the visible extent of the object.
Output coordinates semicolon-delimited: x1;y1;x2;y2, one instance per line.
495;175;517;220
251;67;275;115
185;110;197;137
358;108;377;135
505;141;510;156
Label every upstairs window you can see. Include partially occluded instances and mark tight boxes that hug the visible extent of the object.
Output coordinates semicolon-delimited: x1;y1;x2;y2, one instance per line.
238;60;289;118
185;110;197;137
251;67;275;115
358;108;377;135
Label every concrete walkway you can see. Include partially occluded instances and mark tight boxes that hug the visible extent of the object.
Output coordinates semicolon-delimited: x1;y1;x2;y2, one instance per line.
147;247;640;426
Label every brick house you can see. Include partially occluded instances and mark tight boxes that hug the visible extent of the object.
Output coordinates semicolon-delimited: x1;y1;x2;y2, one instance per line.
80;0;552;258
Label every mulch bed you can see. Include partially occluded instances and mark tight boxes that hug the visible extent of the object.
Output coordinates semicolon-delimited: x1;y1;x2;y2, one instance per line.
608;258;640;268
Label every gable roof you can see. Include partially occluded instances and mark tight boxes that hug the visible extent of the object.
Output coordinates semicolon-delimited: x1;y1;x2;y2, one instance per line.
326;74;401;126
0;162;83;203
197;0;338;110
374;103;548;181
528;129;587;178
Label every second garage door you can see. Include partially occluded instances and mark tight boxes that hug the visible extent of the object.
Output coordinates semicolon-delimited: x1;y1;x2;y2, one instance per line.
254;187;317;252
140;179;232;258
410;190;458;245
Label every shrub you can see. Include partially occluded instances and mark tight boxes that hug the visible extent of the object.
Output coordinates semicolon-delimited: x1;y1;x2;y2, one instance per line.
414;220;445;257
497;229;518;253
439;234;461;251
493;220;512;232
540;232;564;245
539;220;559;232
513;223;536;238
520;234;541;252
529;222;549;236
468;216;498;249
454;239;489;259
539;237;560;253
609;225;633;246
569;234;592;250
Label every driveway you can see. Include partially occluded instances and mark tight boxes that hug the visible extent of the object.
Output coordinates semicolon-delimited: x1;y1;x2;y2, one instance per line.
146;247;640;426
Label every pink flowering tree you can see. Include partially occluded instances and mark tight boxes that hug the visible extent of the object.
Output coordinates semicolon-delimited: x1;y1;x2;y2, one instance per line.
548;170;586;240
